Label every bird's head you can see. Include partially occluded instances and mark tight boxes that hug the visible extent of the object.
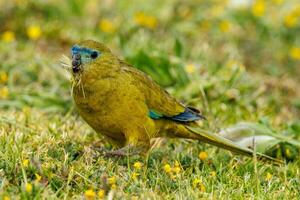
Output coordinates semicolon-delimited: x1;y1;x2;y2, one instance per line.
70;40;115;74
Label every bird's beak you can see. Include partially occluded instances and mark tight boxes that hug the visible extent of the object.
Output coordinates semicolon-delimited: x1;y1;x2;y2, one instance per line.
72;53;81;73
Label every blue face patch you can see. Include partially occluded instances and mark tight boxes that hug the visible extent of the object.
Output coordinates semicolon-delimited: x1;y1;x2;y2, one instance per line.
71;45;101;65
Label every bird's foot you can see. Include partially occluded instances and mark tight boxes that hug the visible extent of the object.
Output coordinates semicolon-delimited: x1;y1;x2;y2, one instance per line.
102;145;145;158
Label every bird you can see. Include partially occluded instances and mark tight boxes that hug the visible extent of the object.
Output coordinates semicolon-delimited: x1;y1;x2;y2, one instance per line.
66;39;282;164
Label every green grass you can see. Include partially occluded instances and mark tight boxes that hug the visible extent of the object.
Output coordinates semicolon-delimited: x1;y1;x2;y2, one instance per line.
1;0;300;199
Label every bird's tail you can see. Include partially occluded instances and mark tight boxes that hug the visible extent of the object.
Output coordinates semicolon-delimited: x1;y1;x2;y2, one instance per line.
184;125;284;165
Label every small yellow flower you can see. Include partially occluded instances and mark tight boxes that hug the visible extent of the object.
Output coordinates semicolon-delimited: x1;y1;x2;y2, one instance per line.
111;184;117;190
25;183;33;193
107;176;116;185
198;151;208;161
84;189;96;200
35;173;42;182
0;87;9;99
210;171;216;177
192;178;201;188
131;172;140;180
184;64;196;74
98;189;105;199
252;0;265;17
133;161;142;170
284;14;298;28
289;47;300;61
172;166;181;174
163;164;172;173
1;31;15;42
3;196;10;200
0;71;8;84
219;20;231;33
192;178;206;192
27;25;42;40
199;183;206;192
99;19;116;33
134;12;158;30
265;172;272;181
22;159;29;168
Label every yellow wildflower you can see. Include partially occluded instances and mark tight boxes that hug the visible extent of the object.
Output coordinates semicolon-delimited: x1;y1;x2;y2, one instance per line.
193;178;206;192
0;87;9;99
84;189;96;200
184;64;196;74
199;183;206;192
107;176;116;185
131;172;140;180
133;161;142;170
35;173;42;182
210;171;216;177
172;166;181;174
219;20;231;33
252;0;265;17
0;71;8;84
192;178;201;188
284;14;298;28
198;151;208;161
111;184;117;190
99;19;116;33
265;172;272;181
3;196;10;200
22;159;29;168
98;189;105;199
25;183;33;193
290;47;300;61
27;25;42;40
134;12;158;30
163;164;172;173
1;31;15;42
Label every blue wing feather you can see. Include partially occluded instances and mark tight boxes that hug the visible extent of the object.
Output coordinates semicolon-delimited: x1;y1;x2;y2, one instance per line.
149;108;204;122
149;110;163;119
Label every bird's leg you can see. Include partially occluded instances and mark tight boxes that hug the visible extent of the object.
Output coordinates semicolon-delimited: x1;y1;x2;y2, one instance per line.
103;144;146;157
92;135;125;156
104;134;150;158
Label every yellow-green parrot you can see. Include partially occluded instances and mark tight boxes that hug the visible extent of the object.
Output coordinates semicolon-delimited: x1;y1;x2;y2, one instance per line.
68;40;282;164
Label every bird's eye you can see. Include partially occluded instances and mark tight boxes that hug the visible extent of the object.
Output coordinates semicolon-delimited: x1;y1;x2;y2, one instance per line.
91;51;98;59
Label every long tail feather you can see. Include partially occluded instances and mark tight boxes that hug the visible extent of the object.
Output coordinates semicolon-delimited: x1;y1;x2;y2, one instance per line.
186;126;284;165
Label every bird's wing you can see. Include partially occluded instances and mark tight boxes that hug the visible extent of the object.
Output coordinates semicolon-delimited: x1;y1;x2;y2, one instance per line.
120;60;204;122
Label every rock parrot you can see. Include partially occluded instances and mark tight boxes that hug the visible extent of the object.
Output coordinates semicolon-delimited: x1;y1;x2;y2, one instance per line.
67;40;282;164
